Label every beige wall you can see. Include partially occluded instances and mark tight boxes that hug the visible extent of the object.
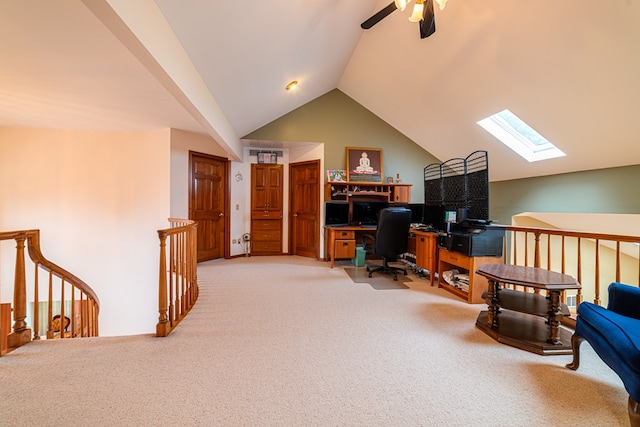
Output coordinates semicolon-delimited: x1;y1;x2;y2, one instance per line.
244;89;439;203
0;127;171;336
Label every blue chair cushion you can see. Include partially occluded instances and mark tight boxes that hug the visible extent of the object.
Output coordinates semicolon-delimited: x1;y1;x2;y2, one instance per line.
577;301;640;401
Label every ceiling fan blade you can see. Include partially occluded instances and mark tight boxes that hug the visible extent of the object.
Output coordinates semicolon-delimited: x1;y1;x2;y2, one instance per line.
419;0;436;39
361;2;398;30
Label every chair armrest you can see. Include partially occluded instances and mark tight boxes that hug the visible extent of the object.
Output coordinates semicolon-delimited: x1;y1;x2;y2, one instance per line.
608;282;640;320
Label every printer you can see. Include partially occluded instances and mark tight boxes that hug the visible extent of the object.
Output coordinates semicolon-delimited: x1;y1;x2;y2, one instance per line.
442;219;505;257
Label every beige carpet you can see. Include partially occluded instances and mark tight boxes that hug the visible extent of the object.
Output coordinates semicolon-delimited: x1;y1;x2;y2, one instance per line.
0;256;629;426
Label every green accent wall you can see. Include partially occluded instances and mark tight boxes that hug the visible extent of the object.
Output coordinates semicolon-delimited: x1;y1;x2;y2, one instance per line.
490;165;640;225
244;89;439;202
244;88;640;224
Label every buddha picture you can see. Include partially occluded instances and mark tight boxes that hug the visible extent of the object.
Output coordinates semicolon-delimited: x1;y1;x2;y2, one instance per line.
346;147;383;183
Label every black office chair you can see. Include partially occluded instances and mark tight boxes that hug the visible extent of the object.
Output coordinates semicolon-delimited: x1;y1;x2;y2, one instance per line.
361;207;412;281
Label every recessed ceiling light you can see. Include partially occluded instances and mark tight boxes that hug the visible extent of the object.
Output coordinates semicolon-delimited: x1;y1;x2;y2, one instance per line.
285;81;298;91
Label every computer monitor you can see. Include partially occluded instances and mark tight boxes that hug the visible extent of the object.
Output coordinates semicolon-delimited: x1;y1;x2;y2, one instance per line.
351;201;389;226
406;203;425;224
423;205;446;230
324;202;349;226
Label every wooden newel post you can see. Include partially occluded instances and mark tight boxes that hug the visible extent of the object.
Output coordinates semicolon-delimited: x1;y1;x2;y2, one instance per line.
8;236;32;349
156;233;169;337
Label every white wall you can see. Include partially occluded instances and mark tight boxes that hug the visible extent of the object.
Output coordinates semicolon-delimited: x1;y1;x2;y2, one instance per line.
169;129;248;257
0;127;171;336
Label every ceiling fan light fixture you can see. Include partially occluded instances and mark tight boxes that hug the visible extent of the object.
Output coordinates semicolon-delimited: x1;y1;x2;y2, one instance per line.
394;0;408;11
435;0;448;10
408;0;424;23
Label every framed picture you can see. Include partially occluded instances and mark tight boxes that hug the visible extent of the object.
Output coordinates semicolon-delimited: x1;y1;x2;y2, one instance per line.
326;170;347;182
386;176;394;184
346;147;383;183
257;152;277;164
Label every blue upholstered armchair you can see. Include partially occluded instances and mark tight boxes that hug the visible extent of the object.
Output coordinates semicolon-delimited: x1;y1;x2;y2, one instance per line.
566;282;640;427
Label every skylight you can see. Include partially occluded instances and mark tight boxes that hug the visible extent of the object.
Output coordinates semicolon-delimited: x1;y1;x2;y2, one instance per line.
477;109;565;162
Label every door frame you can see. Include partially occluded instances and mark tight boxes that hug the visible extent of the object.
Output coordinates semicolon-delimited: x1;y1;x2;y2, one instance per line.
288;159;321;259
188;151;231;260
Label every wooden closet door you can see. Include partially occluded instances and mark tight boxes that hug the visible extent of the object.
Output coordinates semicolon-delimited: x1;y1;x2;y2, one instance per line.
251;164;283;255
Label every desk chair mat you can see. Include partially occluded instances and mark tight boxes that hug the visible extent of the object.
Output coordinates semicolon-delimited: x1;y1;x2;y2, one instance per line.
343;266;411;290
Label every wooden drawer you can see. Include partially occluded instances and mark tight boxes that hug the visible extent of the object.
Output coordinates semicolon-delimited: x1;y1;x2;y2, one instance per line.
252;219;281;231
252;229;281;242
439;249;471;270
335;230;354;239
335;240;355;259
253;211;281;219
252;240;281;253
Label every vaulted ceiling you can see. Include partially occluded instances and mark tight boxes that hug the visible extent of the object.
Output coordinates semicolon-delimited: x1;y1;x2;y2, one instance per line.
1;1;639;181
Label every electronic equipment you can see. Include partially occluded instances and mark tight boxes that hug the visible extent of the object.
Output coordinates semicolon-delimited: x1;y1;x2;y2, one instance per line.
423;205;446;231
406;203;425;224
351;201;389;226
443;219;505;257
324;202;349;226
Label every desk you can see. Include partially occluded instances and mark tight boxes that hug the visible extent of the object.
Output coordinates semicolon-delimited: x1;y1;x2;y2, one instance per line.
325;226;376;268
325;227;440;283
475;264;581;355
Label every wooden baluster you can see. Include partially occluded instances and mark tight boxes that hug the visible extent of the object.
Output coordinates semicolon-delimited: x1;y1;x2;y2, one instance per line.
524;232;529;268
33;262;40;340
47;272;53;339
594;239;601;306
156;233;169;337
576;237;582;298
60;278;66;338
546;233;552;270
533;230;541;268
615;241;621;283
561;236;566;274
169;233;175;325
8;235;31;348
70;285;76;338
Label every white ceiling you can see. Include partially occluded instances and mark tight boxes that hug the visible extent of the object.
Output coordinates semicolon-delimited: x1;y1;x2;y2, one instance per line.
1;0;639;181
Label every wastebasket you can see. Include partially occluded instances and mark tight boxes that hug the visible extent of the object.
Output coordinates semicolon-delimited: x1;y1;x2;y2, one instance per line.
352;245;366;267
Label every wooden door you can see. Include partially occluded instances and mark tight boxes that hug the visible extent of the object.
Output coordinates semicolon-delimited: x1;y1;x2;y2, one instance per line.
251;164;283;255
251;164;282;212
190;152;228;262
289;160;320;258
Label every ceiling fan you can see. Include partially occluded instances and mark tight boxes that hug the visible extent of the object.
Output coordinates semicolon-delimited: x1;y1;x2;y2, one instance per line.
361;0;447;39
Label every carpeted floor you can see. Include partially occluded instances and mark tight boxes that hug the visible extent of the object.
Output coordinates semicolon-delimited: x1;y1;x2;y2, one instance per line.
0;256;629;426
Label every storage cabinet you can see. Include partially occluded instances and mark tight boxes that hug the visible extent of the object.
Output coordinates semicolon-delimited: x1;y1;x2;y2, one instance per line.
412;230;439;287
251;164;283;255
325;181;412;203
437;248;502;304
326;229;356;263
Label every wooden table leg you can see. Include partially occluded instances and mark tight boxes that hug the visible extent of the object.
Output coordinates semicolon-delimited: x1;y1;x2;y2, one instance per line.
547;290;562;345
486;278;500;329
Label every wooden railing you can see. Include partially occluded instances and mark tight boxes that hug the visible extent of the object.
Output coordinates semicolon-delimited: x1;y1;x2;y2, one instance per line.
156;219;198;337
0;230;100;356
502;225;640;312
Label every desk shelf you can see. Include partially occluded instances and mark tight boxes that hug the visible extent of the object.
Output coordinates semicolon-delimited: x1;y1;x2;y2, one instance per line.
437;248;502;304
326;181;412;203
